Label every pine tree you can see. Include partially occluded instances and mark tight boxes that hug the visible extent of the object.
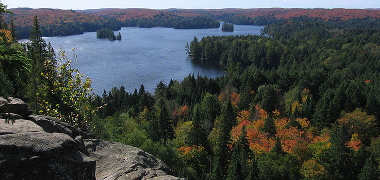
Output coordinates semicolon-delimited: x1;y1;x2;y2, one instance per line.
358;154;378;180
189;104;207;146
10;19;15;40
272;138;284;154
227;128;250;180
263;115;276;137
211;100;235;179
155;98;173;144
28;16;47;113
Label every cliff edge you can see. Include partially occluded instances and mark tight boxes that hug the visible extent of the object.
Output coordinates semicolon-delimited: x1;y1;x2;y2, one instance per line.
0;97;181;180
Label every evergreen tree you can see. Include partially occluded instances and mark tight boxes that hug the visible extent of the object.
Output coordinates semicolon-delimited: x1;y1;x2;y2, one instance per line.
28;16;47;113
155;98;173;144
189;104;207;146
263;115;276;137
10;19;15;40
190;37;201;61
211;100;235;179
200;93;220;133
227;128;250;180
358;154;378;180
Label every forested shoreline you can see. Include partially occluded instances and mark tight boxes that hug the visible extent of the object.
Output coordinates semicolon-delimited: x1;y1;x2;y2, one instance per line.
8;7;380;39
1;2;380;180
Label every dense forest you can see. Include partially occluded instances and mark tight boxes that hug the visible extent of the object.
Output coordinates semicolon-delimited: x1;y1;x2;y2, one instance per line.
1;2;380;180
7;7;380;39
91;17;380;179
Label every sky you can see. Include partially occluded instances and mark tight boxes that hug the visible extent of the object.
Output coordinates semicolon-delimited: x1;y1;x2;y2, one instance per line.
3;0;380;10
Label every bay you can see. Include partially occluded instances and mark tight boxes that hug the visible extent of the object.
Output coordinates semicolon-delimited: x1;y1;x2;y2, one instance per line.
44;25;263;94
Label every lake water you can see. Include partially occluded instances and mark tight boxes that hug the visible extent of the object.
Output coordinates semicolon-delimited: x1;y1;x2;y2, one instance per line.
44;25;263;94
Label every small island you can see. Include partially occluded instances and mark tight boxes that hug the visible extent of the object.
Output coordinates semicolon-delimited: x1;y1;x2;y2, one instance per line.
96;28;122;41
222;23;234;32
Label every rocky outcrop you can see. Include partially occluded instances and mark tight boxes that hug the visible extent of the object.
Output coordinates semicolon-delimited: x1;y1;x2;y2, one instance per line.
0;97;181;180
0;97;32;117
0;112;96;180
85;140;181;180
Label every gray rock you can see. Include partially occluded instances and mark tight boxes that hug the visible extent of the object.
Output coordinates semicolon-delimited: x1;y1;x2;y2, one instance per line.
28;115;75;137
85;140;182;180
0;97;32;117
0;132;96;180
28;115;94;139
0;119;44;135
0;96;7;106
0;113;23;120
0;132;78;156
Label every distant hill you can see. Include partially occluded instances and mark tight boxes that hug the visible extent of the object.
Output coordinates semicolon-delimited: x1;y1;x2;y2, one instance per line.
8;8;380;39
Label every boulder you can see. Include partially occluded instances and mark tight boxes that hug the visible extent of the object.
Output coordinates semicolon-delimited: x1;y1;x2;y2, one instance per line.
85;140;182;180
0;113;23;120
0;132;96;180
0;97;32;117
0;97;181;180
0;119;44;135
28;115;93;139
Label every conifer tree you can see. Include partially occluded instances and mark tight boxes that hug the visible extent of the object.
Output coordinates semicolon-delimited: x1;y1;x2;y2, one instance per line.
211;100;235;179
155;98;173;144
28;16;47;113
358;154;378;180
189;104;207;146
227;128;250;180
10;19;15;40
263;115;276;137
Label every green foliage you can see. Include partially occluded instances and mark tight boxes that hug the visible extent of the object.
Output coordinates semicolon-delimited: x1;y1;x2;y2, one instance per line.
96;28;121;41
37;51;95;129
254;84;281;112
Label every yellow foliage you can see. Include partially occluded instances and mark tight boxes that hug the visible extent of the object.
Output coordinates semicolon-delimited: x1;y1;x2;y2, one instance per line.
296;118;310;129
301;159;327;178
291;101;301;114
0;29;13;42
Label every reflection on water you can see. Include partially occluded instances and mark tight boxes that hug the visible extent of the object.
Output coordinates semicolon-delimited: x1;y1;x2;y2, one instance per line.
44;25;263;94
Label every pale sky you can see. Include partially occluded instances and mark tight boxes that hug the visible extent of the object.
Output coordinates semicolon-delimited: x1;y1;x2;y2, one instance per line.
3;0;380;9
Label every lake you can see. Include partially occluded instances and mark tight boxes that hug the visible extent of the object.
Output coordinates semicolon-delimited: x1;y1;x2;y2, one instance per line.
44;25;263;94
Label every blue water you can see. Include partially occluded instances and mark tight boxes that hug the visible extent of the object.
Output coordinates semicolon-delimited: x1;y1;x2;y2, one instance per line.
44;25;263;94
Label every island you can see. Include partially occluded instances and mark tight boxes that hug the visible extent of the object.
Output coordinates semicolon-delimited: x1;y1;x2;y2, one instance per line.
222;23;234;32
96;28;121;41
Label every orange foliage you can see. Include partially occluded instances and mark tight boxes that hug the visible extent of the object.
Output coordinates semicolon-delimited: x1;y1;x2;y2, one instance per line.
237;110;250;123
312;131;330;144
230;92;240;107
276;126;305;153
364;80;372;84
242;8;380;21
246;126;275;153
179;105;189;116
231;119;251;142
178;145;205;155
275;118;290;130
254;105;268;120
346;133;361;151
217;91;240;107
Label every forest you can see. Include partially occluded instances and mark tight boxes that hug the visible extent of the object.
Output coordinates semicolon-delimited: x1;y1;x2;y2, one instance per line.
1;2;380;180
7;7;380;39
